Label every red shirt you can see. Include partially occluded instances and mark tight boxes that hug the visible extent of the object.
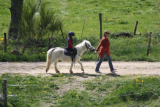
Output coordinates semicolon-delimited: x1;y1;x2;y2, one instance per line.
96;37;110;58
67;38;74;48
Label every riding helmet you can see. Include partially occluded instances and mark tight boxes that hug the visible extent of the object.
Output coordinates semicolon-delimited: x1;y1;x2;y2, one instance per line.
68;31;75;36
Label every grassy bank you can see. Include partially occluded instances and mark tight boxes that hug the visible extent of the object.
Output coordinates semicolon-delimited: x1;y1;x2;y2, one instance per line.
0;74;160;107
0;33;160;62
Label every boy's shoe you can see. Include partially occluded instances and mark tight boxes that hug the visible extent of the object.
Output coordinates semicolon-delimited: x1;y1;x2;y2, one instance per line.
95;70;101;73
111;69;117;72
111;69;117;75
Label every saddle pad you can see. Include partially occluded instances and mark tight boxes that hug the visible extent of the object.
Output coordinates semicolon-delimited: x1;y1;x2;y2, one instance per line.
64;48;77;56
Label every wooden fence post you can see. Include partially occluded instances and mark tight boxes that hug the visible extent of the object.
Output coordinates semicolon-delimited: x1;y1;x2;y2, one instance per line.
60;26;64;41
47;38;51;51
147;32;152;56
81;19;86;41
4;33;7;52
2;79;7;107
134;21;138;35
99;13;102;39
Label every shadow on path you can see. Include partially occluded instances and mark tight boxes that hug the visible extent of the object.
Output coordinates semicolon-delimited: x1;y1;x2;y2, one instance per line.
47;72;121;78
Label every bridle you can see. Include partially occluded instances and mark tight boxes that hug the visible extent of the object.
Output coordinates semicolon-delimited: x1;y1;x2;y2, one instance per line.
77;42;93;57
85;42;92;50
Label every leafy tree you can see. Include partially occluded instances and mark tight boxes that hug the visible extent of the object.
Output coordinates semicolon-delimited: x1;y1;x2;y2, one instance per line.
21;0;63;54
8;0;23;39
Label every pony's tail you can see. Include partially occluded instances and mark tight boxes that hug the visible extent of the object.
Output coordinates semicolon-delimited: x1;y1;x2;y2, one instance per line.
46;48;55;73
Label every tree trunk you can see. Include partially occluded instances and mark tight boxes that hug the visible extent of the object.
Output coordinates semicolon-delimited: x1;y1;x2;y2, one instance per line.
8;0;23;39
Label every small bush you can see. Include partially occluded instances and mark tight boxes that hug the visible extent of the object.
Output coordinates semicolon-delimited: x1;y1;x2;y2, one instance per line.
118;20;129;24
111;32;133;38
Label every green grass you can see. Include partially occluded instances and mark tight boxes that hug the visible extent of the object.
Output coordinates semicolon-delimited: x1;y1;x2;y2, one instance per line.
1;74;160;107
48;0;159;35
0;0;160;62
0;0;159;37
0;0;10;35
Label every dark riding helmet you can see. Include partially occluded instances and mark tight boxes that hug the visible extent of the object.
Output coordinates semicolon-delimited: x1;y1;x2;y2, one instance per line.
68;31;75;36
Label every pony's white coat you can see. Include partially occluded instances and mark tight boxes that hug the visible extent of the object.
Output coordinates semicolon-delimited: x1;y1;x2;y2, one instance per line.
46;40;95;73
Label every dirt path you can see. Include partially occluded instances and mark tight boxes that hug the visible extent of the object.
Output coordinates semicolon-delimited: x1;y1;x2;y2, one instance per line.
0;61;160;76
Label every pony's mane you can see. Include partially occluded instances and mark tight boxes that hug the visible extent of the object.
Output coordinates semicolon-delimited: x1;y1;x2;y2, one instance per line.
76;40;88;47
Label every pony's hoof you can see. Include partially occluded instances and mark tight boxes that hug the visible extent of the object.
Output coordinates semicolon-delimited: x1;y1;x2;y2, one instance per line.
55;69;60;73
70;71;73;74
56;71;60;74
82;71;85;74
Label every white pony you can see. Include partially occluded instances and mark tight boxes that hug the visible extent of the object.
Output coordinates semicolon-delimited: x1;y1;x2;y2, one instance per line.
46;40;95;74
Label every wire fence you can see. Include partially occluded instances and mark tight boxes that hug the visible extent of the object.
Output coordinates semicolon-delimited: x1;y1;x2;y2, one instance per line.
0;92;3;102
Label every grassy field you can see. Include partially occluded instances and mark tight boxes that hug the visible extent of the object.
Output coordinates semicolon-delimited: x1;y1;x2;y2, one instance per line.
31;0;159;36
0;0;159;37
0;0;160;62
0;73;160;107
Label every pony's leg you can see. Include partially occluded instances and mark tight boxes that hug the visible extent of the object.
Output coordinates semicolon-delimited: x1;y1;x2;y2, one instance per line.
46;48;57;73
46;59;51;73
78;60;84;71
54;61;60;73
46;55;59;73
46;55;52;73
69;62;74;74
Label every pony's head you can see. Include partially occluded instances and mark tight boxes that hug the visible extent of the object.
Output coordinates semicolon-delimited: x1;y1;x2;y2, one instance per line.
83;40;95;51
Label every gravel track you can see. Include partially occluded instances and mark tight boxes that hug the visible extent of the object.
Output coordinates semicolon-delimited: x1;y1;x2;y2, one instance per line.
0;61;160;76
